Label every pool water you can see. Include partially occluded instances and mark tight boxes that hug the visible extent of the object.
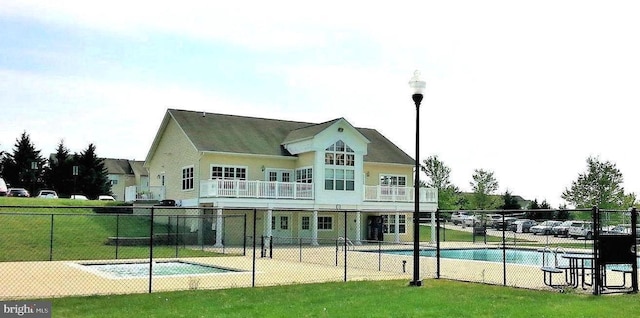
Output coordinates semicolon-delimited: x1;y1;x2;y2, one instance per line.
83;261;236;278
383;248;573;267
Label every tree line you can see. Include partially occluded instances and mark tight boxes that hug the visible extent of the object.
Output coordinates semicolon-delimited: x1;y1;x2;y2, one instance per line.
421;154;637;212
0;131;111;199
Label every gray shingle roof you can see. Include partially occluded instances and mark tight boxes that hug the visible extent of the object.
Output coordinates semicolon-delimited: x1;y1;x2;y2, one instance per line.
168;109;414;165
103;158;133;175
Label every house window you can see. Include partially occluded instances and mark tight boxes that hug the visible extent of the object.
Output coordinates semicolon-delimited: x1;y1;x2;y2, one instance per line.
296;167;313;183
380;175;407;187
211;165;246;180
110;179;118;185
325;140;355;167
325;168;355;191
301;216;310;230
382;214;406;234
182;166;194;190
325;141;355;191
318;216;333;230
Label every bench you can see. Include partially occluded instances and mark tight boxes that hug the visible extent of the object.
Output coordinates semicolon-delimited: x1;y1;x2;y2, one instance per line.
606;267;633;289
541;266;567;289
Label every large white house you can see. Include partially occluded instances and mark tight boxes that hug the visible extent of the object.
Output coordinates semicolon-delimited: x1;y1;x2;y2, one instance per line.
142;109;438;246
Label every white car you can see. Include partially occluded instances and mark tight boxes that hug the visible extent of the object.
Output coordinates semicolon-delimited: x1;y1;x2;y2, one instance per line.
98;195;116;201
530;220;562;235
0;177;7;196
568;221;593;240
70;194;89;200
36;190;59;199
450;212;470;225
462;215;482;227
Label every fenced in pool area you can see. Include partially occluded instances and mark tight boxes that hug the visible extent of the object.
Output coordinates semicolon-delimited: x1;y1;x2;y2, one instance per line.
1;206;638;299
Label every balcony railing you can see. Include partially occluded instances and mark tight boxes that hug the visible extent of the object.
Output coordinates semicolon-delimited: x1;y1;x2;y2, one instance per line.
200;180;314;199
364;186;438;203
124;186;165;202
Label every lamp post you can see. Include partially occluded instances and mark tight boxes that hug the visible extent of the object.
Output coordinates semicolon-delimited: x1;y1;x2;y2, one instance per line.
409;70;425;287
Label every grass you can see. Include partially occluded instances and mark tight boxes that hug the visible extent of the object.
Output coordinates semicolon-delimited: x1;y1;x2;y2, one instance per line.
0;198;224;261
45;279;640;318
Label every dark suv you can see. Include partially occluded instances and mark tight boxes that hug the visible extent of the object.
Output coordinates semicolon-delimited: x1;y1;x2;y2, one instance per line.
7;188;30;197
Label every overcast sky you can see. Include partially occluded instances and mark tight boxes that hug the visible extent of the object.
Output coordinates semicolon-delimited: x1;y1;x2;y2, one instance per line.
1;1;639;207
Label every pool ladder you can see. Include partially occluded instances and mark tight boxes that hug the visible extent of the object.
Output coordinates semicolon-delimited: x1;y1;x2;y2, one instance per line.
338;237;354;250
542;246;567;268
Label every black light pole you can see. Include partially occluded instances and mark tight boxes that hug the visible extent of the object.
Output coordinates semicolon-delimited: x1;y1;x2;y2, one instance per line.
409;70;425;286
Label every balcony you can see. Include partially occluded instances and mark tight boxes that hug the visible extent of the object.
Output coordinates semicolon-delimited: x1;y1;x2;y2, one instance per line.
200;179;314;199
364;186;438;203
198;180;437;203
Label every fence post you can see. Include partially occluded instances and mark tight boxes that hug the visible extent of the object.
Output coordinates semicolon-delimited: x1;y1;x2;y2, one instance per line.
436;209;440;278
243;214;247;256
148;206;154;294
252;208;256;288
174;216;179;258
592;206;600;295
115;214;120;260
49;214;54;261
344;210;347;282
632;207;638;293
502;213;507;286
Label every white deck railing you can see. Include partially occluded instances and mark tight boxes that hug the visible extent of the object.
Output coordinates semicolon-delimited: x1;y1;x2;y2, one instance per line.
200;180;314;199
363;186;438;203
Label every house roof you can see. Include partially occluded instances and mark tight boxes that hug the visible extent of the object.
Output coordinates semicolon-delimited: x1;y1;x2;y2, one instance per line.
103;159;148;176
129;161;148;176
157;109;414;165
103;158;133;175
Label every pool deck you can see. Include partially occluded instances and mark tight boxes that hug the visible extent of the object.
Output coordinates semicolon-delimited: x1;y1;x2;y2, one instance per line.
0;243;634;300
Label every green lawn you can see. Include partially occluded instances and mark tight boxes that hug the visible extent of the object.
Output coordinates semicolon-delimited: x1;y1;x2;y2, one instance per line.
0;198;224;261
46;279;640;318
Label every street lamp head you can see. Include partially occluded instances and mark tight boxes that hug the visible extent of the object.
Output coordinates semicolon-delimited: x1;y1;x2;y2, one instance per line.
408;70;426;95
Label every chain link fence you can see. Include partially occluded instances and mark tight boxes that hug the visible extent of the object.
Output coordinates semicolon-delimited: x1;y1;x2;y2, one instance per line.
431;208;638;294
2;205;636;299
0;206;409;300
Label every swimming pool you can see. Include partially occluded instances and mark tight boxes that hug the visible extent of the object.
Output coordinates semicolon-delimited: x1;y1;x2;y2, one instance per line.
382;248;573;267
76;261;239;278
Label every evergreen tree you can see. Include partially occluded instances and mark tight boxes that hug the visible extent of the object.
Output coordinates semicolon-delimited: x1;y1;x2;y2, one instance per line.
500;190;522;210
76;144;111;199
0;131;46;194
44;140;75;197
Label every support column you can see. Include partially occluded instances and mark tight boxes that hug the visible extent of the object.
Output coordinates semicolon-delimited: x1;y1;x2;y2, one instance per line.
394;212;401;243
430;211;436;244
265;209;273;247
214;208;223;248
354;211;362;245
311;210;319;246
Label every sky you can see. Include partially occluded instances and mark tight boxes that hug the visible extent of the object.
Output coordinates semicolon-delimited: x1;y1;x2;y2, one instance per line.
1;1;639;208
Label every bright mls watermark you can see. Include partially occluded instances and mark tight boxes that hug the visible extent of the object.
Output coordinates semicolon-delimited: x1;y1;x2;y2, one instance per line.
0;302;51;318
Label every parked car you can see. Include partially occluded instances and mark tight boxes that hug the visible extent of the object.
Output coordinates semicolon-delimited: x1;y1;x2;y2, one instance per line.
7;188;30;197
568;221;593;240
450;211;470;225
509;219;537;233
70;194;88;200
603;224;640;237
484;214;503;227
36;190;59;199
98;195;116;201
462;215;482;227
530;220;562;235
0;177;7;196
493;217;517;230
552;220;574;237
